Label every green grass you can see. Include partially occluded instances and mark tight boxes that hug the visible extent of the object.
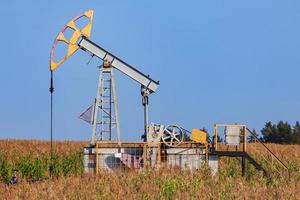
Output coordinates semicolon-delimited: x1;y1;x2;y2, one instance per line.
0;151;83;182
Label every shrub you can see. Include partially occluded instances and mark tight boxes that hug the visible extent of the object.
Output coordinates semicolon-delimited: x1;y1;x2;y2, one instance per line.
0;154;13;182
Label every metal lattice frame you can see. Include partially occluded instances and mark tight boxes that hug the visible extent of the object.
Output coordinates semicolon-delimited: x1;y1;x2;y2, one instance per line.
91;66;120;144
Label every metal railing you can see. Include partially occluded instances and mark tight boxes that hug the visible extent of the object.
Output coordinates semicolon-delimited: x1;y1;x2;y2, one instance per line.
94;141;208;174
246;128;288;171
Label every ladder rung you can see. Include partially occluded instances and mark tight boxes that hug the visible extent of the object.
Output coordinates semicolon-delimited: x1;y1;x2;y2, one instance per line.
100;110;110;112
101;111;111;114
96;122;116;124
101;101;113;103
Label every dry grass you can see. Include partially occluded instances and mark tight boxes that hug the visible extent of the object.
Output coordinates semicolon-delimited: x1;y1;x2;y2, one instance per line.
0;139;86;159
1;170;299;200
0;140;299;200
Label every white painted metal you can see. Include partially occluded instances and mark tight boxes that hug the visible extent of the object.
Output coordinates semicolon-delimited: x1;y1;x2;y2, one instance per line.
83;147;96;173
147;123;164;144
78;37;159;92
91;66;120;145
208;155;218;176
147;123;185;147
91;68;102;145
110;68;121;144
166;148;204;170
225;126;241;145
162;125;184;147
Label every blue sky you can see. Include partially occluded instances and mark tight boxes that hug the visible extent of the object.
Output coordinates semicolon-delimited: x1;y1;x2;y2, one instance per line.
0;1;299;141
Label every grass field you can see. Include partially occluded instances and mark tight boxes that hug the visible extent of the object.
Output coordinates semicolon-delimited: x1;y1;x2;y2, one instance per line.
0;140;299;200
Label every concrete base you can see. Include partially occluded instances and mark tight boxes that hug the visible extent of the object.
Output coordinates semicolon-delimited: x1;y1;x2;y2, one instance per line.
208;155;218;176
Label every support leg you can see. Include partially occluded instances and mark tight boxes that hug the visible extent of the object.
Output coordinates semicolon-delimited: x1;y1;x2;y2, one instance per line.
242;156;245;176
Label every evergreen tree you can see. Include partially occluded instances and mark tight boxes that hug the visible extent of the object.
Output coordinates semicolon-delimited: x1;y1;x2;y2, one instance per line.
212;135;223;144
261;121;292;143
291;121;300;144
212;135;223;143
261;121;275;142
276;121;292;143
248;128;257;143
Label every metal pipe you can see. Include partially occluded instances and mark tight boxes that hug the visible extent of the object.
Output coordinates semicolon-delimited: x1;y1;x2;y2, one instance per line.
141;86;149;142
143;96;148;142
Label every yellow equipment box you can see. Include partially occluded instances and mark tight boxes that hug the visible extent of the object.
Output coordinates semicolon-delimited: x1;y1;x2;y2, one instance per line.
190;129;208;144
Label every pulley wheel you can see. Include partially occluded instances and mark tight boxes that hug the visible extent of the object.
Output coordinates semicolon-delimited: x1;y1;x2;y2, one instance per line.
162;125;184;147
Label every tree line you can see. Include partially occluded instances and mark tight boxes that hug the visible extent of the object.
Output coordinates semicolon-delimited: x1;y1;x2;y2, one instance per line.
249;121;300;144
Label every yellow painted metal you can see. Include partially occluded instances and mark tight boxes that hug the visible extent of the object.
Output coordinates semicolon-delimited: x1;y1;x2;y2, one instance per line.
205;143;209;165
243;126;247;152
143;144;147;168
214;124;246;128
96;142;99;174
190;128;208;144
94;141;206;171
95;140;206;147
50;10;94;71
214;125;218;150
157;143;161;169
213;124;248;152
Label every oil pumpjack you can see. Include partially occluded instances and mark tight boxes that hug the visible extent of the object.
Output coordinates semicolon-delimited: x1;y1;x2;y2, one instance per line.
49;10;208;172
50;10;159;146
50;10;287;176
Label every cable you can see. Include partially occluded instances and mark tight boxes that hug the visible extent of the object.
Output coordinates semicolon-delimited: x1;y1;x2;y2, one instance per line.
49;72;54;176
